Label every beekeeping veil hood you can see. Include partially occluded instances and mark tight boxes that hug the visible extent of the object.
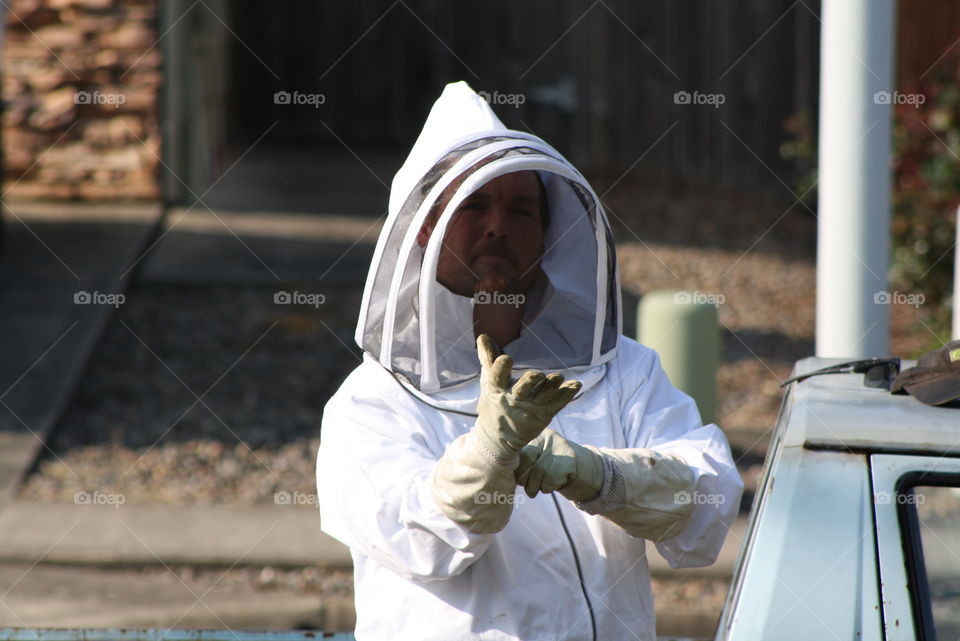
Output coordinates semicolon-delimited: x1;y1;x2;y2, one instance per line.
356;81;621;394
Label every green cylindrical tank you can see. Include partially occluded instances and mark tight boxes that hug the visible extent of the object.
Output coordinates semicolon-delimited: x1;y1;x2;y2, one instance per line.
637;290;719;425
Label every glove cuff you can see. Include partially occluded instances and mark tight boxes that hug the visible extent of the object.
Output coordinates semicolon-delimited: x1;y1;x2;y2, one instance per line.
430;432;518;534
575;454;627;514
471;426;520;468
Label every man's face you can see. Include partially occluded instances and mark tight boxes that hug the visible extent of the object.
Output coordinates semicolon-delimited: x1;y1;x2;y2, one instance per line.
417;171;546;298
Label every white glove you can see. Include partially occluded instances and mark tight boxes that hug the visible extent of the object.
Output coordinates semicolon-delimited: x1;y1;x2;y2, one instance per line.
517;430;697;542
430;335;581;534
515;428;605;502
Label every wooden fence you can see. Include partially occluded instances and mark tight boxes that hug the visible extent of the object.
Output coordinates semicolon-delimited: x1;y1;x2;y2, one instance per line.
224;0;822;198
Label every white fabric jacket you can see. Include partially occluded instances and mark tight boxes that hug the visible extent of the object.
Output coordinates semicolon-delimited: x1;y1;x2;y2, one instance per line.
317;82;743;641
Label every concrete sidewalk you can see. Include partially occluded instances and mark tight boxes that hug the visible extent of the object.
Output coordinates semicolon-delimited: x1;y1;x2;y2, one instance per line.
0;498;742;632
0;562;339;629
0;499;745;578
0;502;349;568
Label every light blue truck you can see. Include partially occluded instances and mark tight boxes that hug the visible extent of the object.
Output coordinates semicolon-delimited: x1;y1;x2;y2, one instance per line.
717;356;960;641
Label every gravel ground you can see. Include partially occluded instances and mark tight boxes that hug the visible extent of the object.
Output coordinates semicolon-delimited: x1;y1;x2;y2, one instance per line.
20;282;361;504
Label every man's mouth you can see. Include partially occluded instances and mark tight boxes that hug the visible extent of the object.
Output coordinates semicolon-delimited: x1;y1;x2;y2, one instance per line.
473;248;516;266
476;253;511;263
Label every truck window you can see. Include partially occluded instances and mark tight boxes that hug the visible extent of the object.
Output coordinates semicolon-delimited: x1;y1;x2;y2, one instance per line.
906;485;960;640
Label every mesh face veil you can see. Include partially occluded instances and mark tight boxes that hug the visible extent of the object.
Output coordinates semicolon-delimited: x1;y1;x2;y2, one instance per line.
355;82;621;393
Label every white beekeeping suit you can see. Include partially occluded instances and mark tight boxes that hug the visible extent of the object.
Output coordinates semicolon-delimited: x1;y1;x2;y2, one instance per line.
317;81;743;641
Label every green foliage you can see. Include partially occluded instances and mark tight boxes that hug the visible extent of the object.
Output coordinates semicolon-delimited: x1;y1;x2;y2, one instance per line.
891;64;959;316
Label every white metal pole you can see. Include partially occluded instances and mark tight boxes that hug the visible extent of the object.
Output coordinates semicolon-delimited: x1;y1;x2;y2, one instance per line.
954;206;960;340
816;0;895;358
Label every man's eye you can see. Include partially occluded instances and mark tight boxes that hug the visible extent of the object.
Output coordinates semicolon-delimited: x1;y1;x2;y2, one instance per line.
459;202;485;211
511;209;535;218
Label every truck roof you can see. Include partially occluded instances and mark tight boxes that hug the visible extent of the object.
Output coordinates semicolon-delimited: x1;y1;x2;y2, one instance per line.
781;357;960;455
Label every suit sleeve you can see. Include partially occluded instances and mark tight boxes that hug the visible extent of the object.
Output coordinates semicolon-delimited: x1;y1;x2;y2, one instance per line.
603;342;743;568
316;385;495;583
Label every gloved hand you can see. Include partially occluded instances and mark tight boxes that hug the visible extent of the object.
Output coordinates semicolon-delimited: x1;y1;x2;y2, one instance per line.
472;334;582;464
429;335;581;534
520;429;700;542
515;428;605;502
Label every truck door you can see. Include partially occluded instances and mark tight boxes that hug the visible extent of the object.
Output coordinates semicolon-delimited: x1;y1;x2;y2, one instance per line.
872;454;960;641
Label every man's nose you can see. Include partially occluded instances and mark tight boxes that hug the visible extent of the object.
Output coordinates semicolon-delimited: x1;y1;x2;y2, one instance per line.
483;207;509;238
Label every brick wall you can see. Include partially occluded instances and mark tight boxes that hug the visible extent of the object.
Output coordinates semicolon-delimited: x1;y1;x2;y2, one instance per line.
3;0;161;200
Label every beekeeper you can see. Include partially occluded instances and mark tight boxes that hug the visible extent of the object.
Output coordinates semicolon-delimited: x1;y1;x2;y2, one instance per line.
317;81;743;641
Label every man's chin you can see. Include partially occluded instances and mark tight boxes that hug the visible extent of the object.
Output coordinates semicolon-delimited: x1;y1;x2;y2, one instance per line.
434;272;520;298
475;273;517;296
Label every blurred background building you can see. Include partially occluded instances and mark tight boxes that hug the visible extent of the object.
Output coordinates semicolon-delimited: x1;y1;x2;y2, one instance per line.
4;0;958;210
